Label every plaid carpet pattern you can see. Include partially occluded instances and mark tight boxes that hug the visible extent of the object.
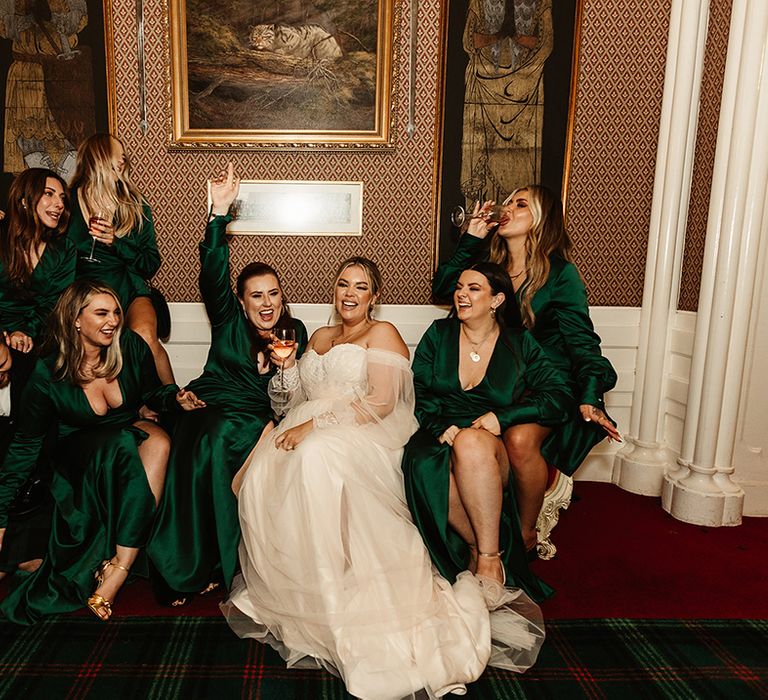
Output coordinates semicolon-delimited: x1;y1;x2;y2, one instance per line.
1;617;767;699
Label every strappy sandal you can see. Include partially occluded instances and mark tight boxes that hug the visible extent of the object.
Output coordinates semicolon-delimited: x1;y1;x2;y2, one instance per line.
477;549;506;586
87;558;130;621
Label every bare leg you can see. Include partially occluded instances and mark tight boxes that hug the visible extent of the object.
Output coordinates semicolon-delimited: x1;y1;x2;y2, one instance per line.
127;296;175;385
503;424;551;551
451;428;509;584
90;544;140;620
134;419;171;505
447;459;477;571
18;558;42;573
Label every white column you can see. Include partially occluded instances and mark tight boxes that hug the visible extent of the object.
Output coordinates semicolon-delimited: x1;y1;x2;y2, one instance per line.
663;0;768;526
612;0;709;495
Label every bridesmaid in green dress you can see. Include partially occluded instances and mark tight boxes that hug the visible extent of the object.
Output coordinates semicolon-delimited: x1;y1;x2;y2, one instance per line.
147;163;307;600
433;185;619;551
0;281;202;624
0;168;74;575
68;134;175;384
403;263;569;600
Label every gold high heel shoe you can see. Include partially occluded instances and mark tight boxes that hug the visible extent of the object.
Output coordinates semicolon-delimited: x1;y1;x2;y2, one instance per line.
477;549;506;586
87;558;130;621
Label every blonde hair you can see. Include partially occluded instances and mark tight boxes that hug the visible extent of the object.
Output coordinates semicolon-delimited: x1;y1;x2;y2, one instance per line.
48;280;124;384
489;185;573;328
70;134;145;238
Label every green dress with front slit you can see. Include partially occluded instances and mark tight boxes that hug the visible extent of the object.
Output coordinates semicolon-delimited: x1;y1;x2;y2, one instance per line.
401;317;571;602
432;233;618;474
147;214;308;593
68;193;160;310
0;330;179;624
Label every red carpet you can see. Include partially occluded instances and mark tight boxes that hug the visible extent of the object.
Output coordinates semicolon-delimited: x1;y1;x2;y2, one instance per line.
3;482;767;621
532;482;768;619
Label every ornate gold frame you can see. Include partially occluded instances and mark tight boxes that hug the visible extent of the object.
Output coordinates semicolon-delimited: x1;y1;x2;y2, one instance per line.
167;0;397;149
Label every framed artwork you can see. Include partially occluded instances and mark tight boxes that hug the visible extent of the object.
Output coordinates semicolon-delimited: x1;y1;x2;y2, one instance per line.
434;0;583;264
169;0;396;149
208;180;364;236
0;0;112;189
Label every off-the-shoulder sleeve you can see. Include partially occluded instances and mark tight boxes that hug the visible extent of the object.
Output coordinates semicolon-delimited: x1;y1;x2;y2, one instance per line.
431;233;486;300
199;215;240;328
0;363;55;528
552;263;617;407
111;203;162;279
312;348;418;450
494;332;573;432
412;321;451;439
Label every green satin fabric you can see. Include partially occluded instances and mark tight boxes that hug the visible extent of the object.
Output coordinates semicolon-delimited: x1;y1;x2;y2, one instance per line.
432;234;618;474
68;193;161;309
147;215;308;592
0;331;177;624
0;234;75;340
402;318;570;602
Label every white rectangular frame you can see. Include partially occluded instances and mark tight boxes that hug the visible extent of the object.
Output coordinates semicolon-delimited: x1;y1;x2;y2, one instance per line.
208;180;364;236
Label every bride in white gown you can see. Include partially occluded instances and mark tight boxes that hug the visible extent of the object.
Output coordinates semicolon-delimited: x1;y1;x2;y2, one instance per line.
223;257;545;699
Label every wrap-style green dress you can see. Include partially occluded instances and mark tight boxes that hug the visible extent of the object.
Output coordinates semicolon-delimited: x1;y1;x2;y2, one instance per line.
0;330;179;624
68;192;160;310
147;214;307;592
402;318;570;601
432;233;618;474
0;233;76;340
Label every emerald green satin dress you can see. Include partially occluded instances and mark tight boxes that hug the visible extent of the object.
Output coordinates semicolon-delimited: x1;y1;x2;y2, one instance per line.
433;233;618;474
147;215;308;592
402;318;571;601
68;192;160;310
0;234;75;340
0;330;179;624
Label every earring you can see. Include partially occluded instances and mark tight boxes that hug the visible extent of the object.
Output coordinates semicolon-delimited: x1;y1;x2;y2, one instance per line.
490;307;496;317
76;325;81;332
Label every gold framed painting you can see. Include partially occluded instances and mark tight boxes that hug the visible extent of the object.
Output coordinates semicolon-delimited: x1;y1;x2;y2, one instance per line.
168;0;396;149
434;0;583;264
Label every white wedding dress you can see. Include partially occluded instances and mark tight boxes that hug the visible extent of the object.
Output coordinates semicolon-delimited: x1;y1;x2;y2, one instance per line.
223;344;544;700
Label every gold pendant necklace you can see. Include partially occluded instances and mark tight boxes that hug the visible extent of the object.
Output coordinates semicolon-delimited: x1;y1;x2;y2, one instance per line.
461;325;496;363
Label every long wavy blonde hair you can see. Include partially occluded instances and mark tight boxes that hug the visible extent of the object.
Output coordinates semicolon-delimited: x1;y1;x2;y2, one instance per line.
488;185;573;329
47;280;124;384
70;134;145;238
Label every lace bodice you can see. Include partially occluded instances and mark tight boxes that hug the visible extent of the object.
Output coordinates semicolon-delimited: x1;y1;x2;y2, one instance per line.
299;344;367;401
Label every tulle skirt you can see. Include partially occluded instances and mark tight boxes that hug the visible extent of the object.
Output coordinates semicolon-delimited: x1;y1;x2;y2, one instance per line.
222;398;545;699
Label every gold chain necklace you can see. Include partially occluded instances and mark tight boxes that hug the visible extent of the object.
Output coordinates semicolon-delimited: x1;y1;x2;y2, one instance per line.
461;324;497;363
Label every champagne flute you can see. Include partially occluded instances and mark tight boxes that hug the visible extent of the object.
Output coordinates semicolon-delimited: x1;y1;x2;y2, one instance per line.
450;204;507;228
83;209;111;263
273;327;297;389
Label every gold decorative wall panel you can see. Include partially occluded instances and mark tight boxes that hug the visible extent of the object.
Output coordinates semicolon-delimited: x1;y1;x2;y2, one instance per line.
110;0;673;305
678;0;732;312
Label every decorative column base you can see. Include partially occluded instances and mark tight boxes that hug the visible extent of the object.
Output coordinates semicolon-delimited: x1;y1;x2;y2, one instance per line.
662;461;744;526
612;436;671;496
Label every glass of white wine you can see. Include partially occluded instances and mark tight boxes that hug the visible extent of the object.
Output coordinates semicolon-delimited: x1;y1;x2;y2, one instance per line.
273;327;297;389
82;209;112;263
450;204;507;228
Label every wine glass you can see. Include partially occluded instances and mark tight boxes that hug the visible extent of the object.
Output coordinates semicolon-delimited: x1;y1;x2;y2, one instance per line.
82;210;111;263
450;204;507;228
273;327;297;389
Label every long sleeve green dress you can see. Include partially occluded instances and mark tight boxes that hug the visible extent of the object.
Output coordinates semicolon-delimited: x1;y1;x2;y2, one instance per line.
68;192;161;310
0;330;179;624
433;233;618;474
0;234;76;340
147;215;308;593
401;318;571;601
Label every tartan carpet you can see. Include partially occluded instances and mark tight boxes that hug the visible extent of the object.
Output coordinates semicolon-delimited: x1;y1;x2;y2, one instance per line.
1;617;767;699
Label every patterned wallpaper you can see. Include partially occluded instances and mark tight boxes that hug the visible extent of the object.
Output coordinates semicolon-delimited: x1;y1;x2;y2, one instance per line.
110;0;678;305
678;0;732;312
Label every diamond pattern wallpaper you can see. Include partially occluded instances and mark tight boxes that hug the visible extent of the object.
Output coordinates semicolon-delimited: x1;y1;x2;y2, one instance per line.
106;0;713;307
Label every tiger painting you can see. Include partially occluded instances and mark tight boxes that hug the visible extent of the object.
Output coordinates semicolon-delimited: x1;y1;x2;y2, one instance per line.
248;24;343;62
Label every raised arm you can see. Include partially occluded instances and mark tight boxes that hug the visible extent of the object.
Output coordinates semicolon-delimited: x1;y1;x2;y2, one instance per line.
199;163;241;327
432;232;487;300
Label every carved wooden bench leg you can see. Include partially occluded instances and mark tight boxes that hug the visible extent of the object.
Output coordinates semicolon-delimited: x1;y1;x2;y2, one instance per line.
535;469;573;560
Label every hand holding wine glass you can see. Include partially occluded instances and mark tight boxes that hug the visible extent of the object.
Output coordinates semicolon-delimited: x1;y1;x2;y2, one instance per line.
451;200;508;236
83;209;115;263
272;327;297;389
